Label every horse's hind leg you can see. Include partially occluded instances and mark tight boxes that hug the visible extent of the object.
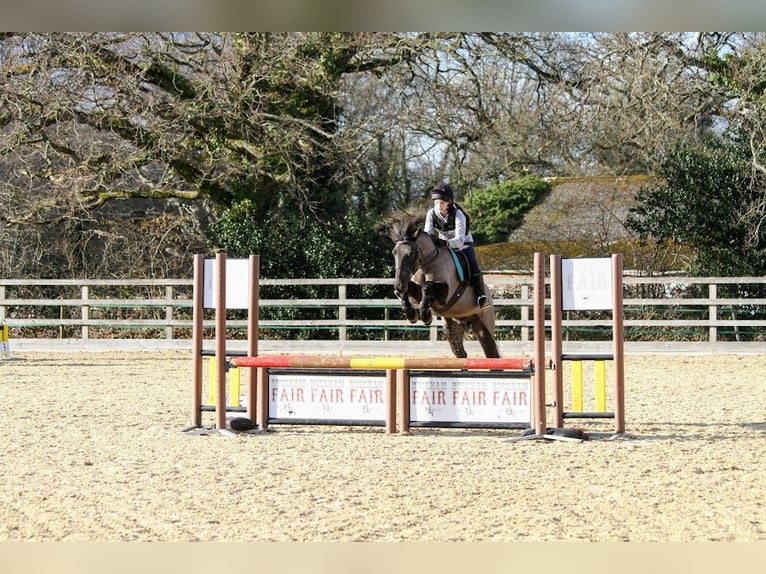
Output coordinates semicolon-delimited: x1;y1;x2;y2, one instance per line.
477;332;500;358
471;315;501;358
443;318;467;358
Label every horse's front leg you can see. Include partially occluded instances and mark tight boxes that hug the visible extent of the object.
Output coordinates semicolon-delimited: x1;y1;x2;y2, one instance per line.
396;281;421;324
419;281;435;326
401;297;417;323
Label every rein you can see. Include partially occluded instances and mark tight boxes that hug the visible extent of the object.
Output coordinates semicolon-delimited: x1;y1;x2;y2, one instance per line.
421;246;439;268
408;235;439;270
395;237;434;269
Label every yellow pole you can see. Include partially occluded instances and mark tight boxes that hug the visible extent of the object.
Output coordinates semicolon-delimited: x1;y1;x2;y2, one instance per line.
208;356;240;408
1;323;10;359
229;366;240;408
208;357;217;405
595;360;607;412
571;360;583;412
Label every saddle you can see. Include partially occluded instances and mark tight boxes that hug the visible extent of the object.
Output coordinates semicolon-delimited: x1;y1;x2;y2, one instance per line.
447;248;472;284
429;248;472;313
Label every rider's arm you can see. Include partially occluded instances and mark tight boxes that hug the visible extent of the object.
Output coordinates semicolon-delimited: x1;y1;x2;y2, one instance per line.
447;210;467;249
423;209;435;235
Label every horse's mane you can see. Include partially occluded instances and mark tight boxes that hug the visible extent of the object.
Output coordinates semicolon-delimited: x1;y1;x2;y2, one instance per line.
387;213;423;243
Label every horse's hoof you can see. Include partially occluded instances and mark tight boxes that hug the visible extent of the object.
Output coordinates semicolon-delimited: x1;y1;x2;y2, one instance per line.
405;311;417;324
421;310;433;326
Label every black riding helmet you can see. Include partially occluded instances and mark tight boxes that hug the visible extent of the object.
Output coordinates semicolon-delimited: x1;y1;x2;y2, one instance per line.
430;182;453;202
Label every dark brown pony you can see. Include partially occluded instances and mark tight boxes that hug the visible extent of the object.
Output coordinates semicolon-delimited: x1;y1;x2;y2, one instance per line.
389;216;500;358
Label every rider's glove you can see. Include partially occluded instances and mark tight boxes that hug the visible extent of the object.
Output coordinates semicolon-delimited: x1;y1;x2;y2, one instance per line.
430;234;448;248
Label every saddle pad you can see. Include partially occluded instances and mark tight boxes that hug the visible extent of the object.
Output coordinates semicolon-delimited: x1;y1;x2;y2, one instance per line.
448;248;465;282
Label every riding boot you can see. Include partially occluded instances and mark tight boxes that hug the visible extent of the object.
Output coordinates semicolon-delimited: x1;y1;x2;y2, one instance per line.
472;272;491;309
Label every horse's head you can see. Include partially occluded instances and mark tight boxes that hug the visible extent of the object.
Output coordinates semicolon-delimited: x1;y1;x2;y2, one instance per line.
392;238;420;296
387;214;425;297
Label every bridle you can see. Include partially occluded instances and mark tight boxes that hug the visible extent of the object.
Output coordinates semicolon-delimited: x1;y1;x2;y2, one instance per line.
393;235;440;298
393;239;419;292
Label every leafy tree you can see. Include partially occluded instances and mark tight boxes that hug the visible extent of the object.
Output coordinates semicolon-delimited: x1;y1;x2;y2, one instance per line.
702;36;766;251
209;197;392;340
0;32;414;278
209;198;391;280
462;176;550;244
1;32;757;281
626;137;766;276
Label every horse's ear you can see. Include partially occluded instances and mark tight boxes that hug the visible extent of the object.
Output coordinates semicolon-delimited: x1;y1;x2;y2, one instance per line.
383;211;421;242
405;214;424;238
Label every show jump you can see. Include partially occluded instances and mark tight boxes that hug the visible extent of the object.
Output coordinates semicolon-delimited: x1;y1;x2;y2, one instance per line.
190;252;625;437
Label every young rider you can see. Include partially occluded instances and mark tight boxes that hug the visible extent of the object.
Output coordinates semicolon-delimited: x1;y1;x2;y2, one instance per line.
423;181;491;309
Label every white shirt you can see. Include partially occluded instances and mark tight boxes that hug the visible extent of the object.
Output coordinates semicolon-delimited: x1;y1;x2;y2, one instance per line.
424;206;474;250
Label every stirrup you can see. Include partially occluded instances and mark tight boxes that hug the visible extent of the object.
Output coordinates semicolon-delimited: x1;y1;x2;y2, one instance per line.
477;295;490;309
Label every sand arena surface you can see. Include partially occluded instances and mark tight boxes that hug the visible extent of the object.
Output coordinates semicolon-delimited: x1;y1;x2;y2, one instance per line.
0;351;764;542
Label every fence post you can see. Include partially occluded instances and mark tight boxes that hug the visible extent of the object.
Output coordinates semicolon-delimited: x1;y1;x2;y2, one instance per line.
81;285;89;341
708;283;717;343
338;284;347;342
165;285;174;340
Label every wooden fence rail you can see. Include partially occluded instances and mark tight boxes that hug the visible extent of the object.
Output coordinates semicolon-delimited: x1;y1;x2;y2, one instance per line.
2;274;766;344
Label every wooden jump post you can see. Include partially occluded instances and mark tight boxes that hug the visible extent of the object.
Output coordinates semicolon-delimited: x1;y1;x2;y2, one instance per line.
191;252;259;430
549;254;625;434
